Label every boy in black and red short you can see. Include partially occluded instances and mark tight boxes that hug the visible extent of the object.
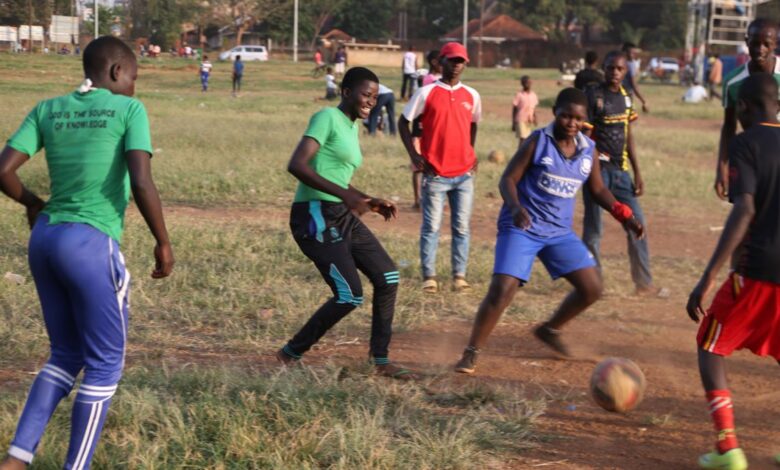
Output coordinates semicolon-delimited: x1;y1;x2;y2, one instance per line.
687;73;780;470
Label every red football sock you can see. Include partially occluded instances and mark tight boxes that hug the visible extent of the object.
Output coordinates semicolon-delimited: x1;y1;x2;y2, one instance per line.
706;389;738;454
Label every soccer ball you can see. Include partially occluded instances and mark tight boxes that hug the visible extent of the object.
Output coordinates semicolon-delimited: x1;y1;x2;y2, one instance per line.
487;149;506;164
589;357;646;413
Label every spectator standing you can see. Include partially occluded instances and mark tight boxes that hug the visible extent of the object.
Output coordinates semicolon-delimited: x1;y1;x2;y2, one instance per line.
401;45;418;100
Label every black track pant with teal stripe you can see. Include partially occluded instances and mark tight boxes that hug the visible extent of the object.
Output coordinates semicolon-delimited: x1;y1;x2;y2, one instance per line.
285;201;399;360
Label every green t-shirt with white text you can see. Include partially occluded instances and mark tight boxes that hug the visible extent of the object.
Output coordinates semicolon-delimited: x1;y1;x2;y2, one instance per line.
7;88;153;242
294;107;362;203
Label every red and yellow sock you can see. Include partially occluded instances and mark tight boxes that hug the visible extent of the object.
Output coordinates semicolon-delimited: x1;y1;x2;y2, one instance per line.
706;389;738;454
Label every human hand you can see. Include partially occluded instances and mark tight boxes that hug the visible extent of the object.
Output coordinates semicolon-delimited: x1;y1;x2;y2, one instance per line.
369;198;397;221
26;200;45;229
343;190;372;216
642;102;650;113
624;216;645;239
510;205;531;230
152;242;174;279
634;174;644;196
512;121;518;132
714;161;729;200
686;274;715;323
410;153;434;175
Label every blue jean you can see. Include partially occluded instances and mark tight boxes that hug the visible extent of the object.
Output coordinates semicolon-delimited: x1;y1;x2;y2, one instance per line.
582;164;653;289
368;93;396;135
420;173;474;278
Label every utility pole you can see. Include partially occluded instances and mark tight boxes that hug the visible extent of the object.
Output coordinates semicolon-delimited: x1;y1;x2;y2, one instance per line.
477;0;484;68
462;0;468;46
95;0;99;38
293;0;298;62
28;0;32;52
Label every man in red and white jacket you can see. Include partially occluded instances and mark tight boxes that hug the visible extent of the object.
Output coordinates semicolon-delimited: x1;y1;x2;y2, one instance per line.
399;42;482;293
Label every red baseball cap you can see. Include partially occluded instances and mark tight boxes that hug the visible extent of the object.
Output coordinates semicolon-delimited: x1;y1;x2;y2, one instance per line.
440;42;469;63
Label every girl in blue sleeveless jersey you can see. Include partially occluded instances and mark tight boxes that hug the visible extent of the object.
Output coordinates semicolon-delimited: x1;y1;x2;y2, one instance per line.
455;88;644;374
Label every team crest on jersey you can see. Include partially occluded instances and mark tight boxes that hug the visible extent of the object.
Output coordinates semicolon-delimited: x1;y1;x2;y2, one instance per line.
538;172;582;198
541;156;554;166
461;102;473;111
580;158;592;177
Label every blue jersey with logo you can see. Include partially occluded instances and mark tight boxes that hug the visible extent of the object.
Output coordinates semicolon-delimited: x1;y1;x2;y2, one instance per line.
498;123;594;238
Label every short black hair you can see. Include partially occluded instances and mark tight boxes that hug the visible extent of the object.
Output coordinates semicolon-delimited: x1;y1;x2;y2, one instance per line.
585;50;598;65
521;75;530;83
604;50;627;66
341;67;379;91
236;55;241;60
83;36;135;78
426;50;439;66
554;87;588;111
747;18;778;37
622;42;636;52
738;72;779;108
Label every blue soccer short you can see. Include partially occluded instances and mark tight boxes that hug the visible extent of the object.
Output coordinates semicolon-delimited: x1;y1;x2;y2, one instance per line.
493;228;596;283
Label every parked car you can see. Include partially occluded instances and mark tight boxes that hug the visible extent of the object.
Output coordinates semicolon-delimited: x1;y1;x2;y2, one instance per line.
642;57;680;83
219;45;268;62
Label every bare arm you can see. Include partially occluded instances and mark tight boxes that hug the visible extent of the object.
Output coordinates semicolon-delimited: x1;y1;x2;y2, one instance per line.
686;193;755;322
470;123;478;148
625;121;643;196
511;106;518;130
126;150;174;278
0;145;45;228
715;106;738;199
629;73;649;112
585;157;644;238
499;134;537;229
398;115;434;174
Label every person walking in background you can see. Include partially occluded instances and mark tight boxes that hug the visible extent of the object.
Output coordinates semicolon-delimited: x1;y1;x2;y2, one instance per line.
622;42;649;113
232;55;244;97
334;45;347;78
401;45;418;100
200;55;212;92
512;75;539;144
368;84;396;135
708;54;723;101
399;42;481;294
574;51;604;91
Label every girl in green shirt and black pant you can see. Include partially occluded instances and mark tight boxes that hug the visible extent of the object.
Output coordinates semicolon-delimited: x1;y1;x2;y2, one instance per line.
278;67;416;380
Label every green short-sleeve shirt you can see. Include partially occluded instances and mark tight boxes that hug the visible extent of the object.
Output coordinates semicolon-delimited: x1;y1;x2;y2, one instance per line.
722;59;780;109
7;88;153;242
293;107;362;203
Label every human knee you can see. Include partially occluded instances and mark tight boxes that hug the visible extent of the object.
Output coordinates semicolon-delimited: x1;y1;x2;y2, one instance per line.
579;277;603;305
486;276;517;307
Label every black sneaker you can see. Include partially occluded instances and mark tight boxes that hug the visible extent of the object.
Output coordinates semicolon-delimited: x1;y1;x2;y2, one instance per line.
454;346;480;374
533;324;571;357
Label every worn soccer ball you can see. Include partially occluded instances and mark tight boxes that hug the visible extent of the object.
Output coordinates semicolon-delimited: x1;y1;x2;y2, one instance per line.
487;149;506;164
589;357;646;413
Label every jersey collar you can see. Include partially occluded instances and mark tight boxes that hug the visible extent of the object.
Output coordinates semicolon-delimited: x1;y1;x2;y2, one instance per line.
434;80;463;91
543;122;590;153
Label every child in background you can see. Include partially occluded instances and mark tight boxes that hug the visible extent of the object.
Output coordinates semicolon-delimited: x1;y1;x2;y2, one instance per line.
200;55;212;92
325;67;338;100
512;75;539;143
232;55;244;97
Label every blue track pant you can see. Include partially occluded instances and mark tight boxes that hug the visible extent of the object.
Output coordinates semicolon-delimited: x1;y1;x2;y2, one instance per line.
8;215;130;469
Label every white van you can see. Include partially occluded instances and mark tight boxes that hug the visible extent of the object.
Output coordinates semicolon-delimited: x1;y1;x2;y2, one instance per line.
219;45;268;62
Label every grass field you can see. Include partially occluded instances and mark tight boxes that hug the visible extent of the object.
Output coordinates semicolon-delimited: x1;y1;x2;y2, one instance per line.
0;53;736;469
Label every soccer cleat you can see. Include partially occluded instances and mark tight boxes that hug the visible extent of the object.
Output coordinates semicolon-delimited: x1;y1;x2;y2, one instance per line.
697;448;748;470
533;324;571;357
454;346;480;374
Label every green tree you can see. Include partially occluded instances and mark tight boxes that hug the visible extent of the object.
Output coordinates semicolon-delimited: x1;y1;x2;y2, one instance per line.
84;5;125;38
330;0;394;40
609;0;686;51
501;0;621;43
